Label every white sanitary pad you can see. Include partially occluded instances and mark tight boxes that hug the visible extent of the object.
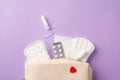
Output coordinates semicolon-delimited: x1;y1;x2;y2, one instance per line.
55;35;95;62
24;41;50;68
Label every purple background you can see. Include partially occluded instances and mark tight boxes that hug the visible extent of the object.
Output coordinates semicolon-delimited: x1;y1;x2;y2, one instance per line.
0;0;120;80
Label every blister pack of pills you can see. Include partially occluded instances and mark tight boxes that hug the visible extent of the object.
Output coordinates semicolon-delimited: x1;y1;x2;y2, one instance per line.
52;42;65;58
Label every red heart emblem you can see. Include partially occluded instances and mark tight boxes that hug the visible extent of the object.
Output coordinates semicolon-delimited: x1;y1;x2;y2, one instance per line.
70;66;77;73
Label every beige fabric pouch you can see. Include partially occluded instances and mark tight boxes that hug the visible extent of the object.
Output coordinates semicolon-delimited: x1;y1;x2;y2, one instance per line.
25;59;93;80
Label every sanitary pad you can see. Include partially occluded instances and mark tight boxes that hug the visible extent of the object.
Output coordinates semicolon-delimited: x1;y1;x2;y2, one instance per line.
24;41;50;68
55;35;95;62
70;37;95;62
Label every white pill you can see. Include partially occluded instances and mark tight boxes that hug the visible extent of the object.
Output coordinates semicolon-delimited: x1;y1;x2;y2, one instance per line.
59;53;63;56
53;45;56;49
54;55;58;58
59;49;62;52
54;50;57;53
58;45;61;48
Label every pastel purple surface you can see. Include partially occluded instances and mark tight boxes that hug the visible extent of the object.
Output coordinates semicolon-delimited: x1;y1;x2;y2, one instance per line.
0;0;120;80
